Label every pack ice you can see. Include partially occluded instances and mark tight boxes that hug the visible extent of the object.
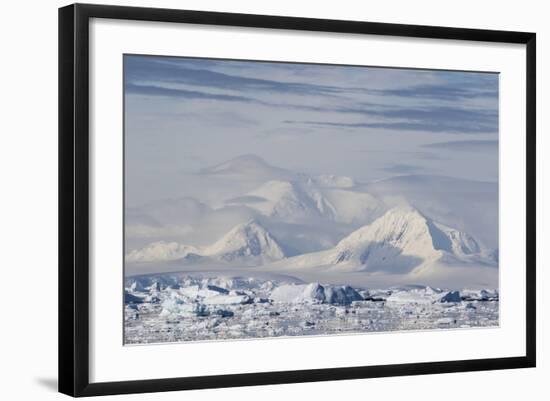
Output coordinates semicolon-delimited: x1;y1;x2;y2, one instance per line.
124;273;498;344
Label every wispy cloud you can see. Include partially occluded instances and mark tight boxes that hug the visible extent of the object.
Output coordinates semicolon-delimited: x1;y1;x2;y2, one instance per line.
126;56;343;96
422;140;498;151
370;83;497;100
284;111;496;134
125;83;255;102
124;54;500;198
126;55;499;136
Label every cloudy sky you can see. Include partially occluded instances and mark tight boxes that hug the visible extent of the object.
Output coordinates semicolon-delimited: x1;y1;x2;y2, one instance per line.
124;55;498;207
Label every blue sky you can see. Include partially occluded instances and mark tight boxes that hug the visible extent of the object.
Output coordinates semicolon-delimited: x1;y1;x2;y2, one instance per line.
124;55;498;206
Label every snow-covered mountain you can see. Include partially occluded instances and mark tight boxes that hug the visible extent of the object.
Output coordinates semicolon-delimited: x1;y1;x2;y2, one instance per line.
269;206;493;274
243;180;336;219
126;242;199;263
125;156;498;288
127;156;383;255
126;220;285;265
330;206;483;270
226;178;381;224
203;220;285;263
200;155;357;190
362;174;498;249
198;155;380;223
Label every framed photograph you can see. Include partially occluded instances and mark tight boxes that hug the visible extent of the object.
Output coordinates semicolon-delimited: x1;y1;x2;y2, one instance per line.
59;3;536;397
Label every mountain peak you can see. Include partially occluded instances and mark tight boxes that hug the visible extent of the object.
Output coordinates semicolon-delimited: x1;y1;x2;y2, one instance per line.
378;206;481;256
333;206;435;266
126;220;285;265
337;206;426;243
330;205;482;271
244;179;337;220
204;220;286;262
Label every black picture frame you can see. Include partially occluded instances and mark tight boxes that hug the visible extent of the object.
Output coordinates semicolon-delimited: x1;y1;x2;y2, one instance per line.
59;3;536;397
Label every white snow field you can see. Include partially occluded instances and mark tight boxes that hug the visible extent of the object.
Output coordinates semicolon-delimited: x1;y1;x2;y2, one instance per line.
124;155;499;344
124;273;498;344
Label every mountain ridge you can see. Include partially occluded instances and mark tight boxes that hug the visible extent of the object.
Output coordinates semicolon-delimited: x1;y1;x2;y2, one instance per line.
267;206;494;274
126;220;286;265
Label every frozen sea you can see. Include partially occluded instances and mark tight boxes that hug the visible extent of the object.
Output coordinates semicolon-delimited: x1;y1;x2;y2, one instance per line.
124;272;499;344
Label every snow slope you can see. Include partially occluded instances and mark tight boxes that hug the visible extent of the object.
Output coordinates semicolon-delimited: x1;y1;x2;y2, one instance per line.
362;174;498;249
202;220;285;263
228;178;381;224
125;158;498;289
126;220;285;265
244;180;336;219
126;241;200;263
127;156;383;255
269;206;493;274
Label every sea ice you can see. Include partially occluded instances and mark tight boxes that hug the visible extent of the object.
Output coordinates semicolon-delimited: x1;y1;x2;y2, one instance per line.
124;273;499;344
